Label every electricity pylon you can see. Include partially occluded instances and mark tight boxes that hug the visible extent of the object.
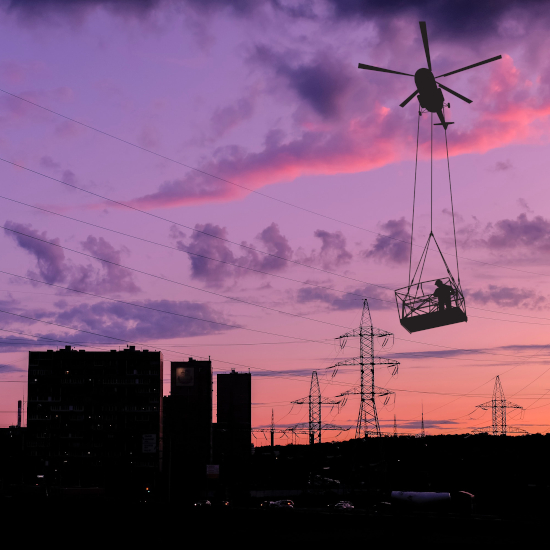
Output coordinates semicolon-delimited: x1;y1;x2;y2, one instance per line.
474;376;526;435
329;298;399;438
291;371;342;444
251;409;297;446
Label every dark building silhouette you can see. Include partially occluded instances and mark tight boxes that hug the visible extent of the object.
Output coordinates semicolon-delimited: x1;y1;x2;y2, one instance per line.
163;357;212;502
26;346;163;497
214;369;251;499
0;424;27;497
217;369;251;429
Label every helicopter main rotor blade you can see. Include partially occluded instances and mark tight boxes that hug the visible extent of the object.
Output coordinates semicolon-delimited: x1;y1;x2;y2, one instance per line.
436;55;502;78
419;21;432;72
400;89;419;108
437;83;473;104
358;63;414;77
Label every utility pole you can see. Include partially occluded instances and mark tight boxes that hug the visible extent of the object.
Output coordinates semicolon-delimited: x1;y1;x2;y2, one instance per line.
271;409;274;447
292;371;341;444
393;414;397;437
420;404;426;437
474;375;525;435
329;298;399;438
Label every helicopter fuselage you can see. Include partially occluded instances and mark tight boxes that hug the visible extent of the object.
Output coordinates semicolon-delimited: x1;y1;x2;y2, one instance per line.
414;68;444;113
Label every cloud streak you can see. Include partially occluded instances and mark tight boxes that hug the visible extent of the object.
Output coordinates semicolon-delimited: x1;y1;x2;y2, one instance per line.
127;49;548;211
44;298;234;340
296;284;392;311
298;229;353;270
4;222;140;294
364;218;410;265
468;284;547;309
172;222;292;287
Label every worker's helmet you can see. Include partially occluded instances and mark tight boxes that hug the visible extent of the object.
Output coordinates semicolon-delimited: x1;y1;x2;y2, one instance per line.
435;279;443;286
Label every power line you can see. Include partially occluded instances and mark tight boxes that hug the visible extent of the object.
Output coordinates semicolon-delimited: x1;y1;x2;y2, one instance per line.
0;323;357;388
0;88;546;281
6;308;550;399
2;225;361;332
9;192;550;329
2;90;550;436
0;192;391;305
2;321;548;435
3;264;550;369
3;205;550;330
0;156;390;292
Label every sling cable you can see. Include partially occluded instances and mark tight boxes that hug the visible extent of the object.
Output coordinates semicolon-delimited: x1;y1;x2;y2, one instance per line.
395;110;467;333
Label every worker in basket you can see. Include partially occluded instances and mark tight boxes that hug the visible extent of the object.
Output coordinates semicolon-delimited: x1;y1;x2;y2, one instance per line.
433;279;455;312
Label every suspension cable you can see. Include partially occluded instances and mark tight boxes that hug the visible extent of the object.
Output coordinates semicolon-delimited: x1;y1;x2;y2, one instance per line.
430;112;434;233
444;127;462;288
408;111;421;287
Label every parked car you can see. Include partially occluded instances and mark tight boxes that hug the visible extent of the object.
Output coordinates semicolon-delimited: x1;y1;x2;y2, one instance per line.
334;501;354;510
271;499;294;508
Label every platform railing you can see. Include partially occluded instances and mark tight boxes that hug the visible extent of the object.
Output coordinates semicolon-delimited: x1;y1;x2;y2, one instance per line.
395;277;465;320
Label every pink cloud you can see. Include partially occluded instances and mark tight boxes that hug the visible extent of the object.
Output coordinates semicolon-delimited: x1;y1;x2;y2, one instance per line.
127;104;404;209
433;55;550;157
124;53;550;210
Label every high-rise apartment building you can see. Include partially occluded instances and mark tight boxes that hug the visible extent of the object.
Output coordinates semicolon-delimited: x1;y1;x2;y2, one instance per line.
163;357;212;501
215;369;251;497
26;345;163;495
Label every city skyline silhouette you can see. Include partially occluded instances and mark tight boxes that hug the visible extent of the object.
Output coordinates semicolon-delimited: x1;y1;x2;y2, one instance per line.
0;1;549;445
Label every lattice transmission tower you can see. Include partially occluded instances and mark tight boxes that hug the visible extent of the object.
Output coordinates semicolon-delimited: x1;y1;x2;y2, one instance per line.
291;371;344;444
251;409;307;446
474;375;526;435
329;298;399;438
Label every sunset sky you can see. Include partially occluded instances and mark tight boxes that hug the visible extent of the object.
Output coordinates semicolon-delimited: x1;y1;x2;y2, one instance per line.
2;0;550;440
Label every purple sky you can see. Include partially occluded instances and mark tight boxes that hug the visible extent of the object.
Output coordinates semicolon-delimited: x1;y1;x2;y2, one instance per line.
2;0;550;438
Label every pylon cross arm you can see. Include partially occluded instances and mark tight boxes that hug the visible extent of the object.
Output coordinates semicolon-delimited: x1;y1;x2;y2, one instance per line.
329;357;361;369
373;328;393;338
321;397;341;405
336;328;361;339
291;397;308;404
502;401;522;409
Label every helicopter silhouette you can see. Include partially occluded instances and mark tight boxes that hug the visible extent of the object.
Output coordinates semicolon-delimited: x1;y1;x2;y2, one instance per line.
358;21;502;129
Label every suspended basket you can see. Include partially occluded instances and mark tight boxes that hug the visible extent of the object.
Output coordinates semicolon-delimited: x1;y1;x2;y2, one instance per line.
396;276;466;333
395;232;467;333
395;111;467;333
